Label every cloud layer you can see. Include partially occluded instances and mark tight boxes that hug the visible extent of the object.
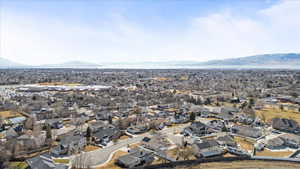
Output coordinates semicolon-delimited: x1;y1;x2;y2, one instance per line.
1;0;300;65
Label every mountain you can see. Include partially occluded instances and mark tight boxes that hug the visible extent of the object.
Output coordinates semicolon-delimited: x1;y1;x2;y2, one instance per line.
40;61;101;69
191;53;300;68
1;53;300;69
0;57;25;68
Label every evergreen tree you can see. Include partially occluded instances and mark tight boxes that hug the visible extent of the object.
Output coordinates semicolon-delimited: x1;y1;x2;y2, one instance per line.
46;125;52;140
108;115;112;124
190;112;196;121
86;127;91;143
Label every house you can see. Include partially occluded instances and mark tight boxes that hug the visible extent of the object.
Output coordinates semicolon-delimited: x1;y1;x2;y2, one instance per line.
271;118;300;133
216;135;237;148
217;111;235;121
26;154;68;169
170;113;189;124
265;137;285;149
8;116;27;126
199;107;212;118
93;125;121;146
230;97;240;103
279;133;300;149
192;140;225;158
89;121;107;133
127;124;149;135
116;148;155;168
95;111;112;121
141;135;171;152
182;122;209;137
235;113;255;125
206;120;226;132
17;133;46;151
231;125;262;138
52;132;86;156
46;119;64;129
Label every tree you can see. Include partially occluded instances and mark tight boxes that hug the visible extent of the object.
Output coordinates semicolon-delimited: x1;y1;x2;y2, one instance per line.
112;138;118;145
45;124;53;147
24;117;35;130
260;113;266;124
86;127;92;144
46;125;52;140
249;98;255;108
0;150;9;169
33;124;42;137
117;118;131;130
240;101;248;109
204;98;211;105
190;112;196;122
280;105;284;111
108;115;113;124
182;146;193;160
72;152;91;169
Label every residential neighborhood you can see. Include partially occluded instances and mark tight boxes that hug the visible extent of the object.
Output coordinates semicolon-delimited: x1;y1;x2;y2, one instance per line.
0;69;299;169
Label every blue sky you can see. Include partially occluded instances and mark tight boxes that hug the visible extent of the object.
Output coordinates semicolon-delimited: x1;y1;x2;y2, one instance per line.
1;0;300;65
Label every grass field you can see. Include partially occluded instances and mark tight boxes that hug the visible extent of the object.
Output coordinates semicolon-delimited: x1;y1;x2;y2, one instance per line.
153;77;172;81
256;107;300;123
0;110;21;118
9;162;28;169
256;149;293;157
53;158;70;164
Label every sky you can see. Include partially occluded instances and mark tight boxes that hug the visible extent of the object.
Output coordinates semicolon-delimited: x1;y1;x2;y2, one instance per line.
0;0;300;66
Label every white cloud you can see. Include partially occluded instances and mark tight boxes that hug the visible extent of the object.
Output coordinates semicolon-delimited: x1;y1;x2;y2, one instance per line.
1;0;300;65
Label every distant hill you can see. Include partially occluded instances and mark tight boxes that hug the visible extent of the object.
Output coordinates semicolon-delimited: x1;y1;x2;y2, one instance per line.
0;57;25;68
193;53;300;67
40;61;101;69
1;53;300;69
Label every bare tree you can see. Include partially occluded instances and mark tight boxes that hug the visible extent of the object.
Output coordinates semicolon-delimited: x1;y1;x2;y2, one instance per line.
72;152;91;169
24;117;35;130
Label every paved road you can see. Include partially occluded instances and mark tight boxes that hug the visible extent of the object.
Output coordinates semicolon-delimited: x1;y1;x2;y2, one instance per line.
80;123;189;168
88;135;147;167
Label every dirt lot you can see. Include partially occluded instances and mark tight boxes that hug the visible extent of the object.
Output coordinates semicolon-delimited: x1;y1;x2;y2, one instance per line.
256;149;293;157
176;160;300;169
256;107;300;123
234;136;254;151
84;145;100;152
119;135;130;140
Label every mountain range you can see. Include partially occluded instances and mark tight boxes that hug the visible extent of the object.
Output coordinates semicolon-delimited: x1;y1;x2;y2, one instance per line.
0;53;300;69
39;61;101;69
193;53;300;67
0;57;25;68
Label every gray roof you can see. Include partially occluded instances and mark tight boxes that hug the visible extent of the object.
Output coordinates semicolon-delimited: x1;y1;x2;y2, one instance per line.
232;125;262;138
195;140;219;149
26;155;68;169
117;154;140;167
94;126;120;139
60;134;83;146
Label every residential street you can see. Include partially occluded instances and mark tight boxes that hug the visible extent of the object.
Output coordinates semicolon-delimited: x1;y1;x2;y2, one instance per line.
78;123;189;168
